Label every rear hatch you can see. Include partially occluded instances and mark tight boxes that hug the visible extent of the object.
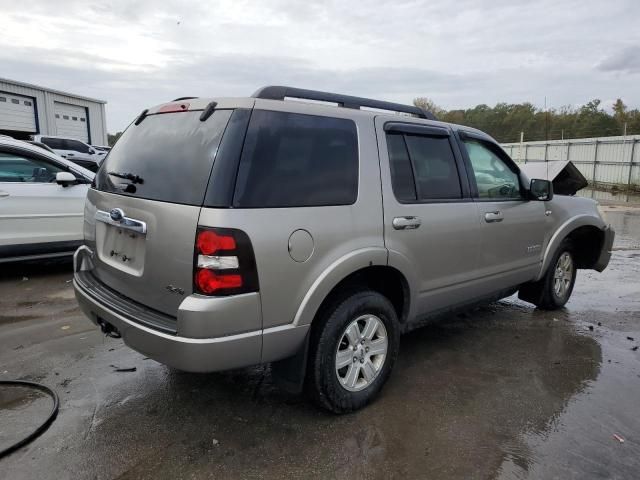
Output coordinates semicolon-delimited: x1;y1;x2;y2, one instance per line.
86;104;233;317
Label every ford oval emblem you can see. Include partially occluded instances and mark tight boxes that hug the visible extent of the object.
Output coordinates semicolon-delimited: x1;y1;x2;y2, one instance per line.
110;208;125;222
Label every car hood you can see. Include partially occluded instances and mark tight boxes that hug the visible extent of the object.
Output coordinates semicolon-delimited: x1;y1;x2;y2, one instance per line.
520;161;588;196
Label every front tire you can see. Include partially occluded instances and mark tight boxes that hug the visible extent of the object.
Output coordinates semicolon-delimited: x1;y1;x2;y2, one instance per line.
306;290;400;413
519;240;576;310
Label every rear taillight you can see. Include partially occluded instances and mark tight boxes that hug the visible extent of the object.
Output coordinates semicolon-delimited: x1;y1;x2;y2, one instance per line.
193;227;259;296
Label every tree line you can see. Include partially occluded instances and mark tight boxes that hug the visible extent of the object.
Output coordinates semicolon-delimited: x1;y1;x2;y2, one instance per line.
108;97;639;146
413;97;640;143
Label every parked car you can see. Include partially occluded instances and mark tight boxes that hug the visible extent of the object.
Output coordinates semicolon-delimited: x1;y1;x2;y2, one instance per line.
31;135;104;172
0;137;94;262
73;87;614;413
26;140;57;155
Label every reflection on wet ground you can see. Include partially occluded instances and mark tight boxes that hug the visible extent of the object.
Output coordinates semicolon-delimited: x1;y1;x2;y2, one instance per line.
580;187;640;206
0;200;639;479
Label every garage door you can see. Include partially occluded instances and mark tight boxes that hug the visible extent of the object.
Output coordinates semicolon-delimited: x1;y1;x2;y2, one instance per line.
54;102;89;143
0;92;37;133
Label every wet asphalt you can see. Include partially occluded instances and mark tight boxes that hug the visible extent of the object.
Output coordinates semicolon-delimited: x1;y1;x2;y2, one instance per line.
1;196;639;479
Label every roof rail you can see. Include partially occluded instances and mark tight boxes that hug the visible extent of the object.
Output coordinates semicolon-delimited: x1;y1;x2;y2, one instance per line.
252;86;436;120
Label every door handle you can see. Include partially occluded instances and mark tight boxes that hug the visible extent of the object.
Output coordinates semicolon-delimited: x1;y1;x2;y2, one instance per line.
484;211;503;223
0;191;9;198
392;216;421;230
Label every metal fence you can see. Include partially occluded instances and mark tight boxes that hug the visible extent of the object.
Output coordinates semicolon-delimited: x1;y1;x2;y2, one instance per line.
501;135;640;190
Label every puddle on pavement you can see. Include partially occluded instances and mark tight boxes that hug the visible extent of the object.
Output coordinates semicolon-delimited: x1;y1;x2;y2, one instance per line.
0;385;53;453
10;301;606;480
579;188;640;205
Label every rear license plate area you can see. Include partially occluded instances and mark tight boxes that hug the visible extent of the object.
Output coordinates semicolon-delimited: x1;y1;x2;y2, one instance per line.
96;222;146;276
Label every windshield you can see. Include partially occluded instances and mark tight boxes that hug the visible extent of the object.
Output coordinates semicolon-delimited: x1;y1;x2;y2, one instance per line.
94;110;232;205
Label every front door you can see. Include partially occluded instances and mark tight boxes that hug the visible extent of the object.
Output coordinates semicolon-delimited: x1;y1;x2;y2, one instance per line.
376;118;483;318
457;133;548;291
0;148;87;252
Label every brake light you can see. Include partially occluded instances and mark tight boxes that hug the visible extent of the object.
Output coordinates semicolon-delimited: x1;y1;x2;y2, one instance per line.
196;270;243;294
194;227;259;296
196;230;236;255
157;102;190;113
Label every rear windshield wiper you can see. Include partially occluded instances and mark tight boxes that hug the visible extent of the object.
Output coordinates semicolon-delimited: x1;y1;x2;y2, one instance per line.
108;171;144;184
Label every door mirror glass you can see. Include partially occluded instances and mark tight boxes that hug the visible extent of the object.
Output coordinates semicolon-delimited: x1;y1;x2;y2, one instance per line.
56;171;77;186
529;178;553;201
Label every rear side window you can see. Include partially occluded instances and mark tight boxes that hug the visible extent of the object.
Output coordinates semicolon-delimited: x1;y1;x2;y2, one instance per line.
95;110;232;205
41;137;64;149
66;140;90;153
385;132;462;201
233;110;358;208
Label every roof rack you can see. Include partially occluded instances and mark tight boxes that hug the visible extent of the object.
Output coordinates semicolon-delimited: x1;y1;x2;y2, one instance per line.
172;96;198;101
252;86;436;120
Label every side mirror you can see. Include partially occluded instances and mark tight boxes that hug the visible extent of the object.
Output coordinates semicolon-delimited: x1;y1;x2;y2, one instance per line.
89;148;96;155
56;171;77;187
529;178;553;201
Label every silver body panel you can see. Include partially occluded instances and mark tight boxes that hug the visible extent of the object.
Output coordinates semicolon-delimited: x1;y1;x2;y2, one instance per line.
74;96;612;372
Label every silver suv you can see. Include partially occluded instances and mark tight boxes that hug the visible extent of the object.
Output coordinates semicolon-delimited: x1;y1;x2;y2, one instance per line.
73;86;614;412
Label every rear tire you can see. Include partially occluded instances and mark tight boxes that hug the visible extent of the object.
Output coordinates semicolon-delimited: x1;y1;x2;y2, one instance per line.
519;239;576;310
306;290;400;413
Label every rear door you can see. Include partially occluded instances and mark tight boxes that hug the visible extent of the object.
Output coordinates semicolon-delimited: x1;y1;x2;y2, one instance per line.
457;132;547;289
0;147;87;252
376;118;483;317
88;108;232;316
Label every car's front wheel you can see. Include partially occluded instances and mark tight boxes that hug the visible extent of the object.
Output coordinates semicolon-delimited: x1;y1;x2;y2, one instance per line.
519;240;577;310
306;290;400;413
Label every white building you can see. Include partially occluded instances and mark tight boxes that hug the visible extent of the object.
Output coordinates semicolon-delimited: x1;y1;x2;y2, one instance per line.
0;77;107;145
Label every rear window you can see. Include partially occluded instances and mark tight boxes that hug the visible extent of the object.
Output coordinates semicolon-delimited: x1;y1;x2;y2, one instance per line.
233;110;358;208
94;110;232;205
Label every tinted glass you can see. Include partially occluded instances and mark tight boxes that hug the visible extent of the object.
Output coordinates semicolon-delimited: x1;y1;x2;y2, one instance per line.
66;140;90;153
95;110;232;205
462;139;521;199
0;152;63;183
386;133;416;201
233;110;358;208
404;135;461;200
41;137;64;149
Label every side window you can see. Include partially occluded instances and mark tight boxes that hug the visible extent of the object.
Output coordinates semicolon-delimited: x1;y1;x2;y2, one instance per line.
385;132;462;201
66;140;90;153
0;152;63;183
386;134;417;202
462;139;522;200
233;110;358;208
41;137;64;149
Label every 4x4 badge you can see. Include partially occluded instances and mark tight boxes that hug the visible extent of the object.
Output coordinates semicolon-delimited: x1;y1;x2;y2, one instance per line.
166;285;185;295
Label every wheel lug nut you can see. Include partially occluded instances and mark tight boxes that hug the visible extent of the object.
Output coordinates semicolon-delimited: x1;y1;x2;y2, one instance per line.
353;357;357;362
365;347;369;353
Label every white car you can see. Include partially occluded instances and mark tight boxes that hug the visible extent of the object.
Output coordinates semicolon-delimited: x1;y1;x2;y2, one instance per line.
0;137;94;262
32;135;104;172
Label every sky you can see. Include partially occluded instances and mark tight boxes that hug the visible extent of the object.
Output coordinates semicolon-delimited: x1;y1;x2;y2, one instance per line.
1;0;638;133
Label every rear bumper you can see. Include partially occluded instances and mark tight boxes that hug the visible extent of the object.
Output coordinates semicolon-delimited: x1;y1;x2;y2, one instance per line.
594;225;615;272
73;246;308;372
